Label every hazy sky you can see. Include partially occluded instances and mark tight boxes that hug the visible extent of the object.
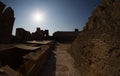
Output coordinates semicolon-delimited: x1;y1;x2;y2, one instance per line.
1;0;100;35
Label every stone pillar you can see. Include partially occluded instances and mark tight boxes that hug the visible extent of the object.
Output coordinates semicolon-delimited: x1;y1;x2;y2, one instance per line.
1;7;15;42
0;2;6;38
0;1;15;43
0;2;5;22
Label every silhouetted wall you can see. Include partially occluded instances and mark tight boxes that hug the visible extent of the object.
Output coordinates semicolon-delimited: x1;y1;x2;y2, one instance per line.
32;28;49;41
16;28;33;42
0;2;15;43
15;27;50;42
53;29;80;43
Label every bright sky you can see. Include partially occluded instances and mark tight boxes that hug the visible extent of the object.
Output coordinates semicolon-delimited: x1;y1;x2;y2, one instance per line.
1;0;100;35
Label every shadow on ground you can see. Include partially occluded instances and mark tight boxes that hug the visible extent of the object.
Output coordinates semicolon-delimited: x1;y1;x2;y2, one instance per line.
38;49;56;76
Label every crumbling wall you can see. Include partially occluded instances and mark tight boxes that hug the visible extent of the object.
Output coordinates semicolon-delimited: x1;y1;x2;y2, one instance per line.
18;42;55;76
69;0;120;76
0;1;15;43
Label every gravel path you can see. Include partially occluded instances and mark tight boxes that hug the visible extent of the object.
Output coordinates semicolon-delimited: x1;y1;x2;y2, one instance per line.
39;44;80;76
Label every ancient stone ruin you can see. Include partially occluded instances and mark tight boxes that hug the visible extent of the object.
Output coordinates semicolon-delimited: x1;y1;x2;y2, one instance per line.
53;29;79;43
16;27;50;42
16;28;33;42
0;1;15;43
32;28;49;41
69;0;120;76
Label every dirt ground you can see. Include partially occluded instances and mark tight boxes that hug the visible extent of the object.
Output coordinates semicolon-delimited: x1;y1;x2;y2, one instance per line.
39;43;80;76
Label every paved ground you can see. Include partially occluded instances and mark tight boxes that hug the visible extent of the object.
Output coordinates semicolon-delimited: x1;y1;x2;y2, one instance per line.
39;43;80;76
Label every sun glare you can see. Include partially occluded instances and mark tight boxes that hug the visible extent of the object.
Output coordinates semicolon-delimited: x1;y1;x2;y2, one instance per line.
32;11;45;23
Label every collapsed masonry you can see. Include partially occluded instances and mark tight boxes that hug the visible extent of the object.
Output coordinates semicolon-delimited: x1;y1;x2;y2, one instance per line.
0;41;55;76
69;0;120;76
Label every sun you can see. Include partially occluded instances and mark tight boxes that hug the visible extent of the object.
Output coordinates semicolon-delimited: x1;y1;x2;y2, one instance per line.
32;11;45;23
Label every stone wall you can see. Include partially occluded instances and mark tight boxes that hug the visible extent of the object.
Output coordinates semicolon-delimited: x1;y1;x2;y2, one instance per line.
18;42;55;76
69;0;120;76
32;28;49;41
16;28;50;42
0;1;15;43
53;29;79;43
0;41;55;76
16;28;33;42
